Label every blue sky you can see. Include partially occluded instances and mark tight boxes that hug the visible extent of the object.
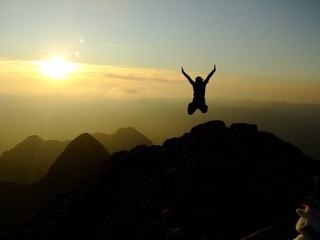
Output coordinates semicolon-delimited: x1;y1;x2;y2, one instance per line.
0;0;320;102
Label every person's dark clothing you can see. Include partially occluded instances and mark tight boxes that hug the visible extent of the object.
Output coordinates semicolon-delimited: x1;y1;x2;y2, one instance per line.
188;81;208;115
182;66;216;115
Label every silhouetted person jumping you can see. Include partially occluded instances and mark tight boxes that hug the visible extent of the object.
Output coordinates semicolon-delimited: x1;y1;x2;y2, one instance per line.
182;65;216;115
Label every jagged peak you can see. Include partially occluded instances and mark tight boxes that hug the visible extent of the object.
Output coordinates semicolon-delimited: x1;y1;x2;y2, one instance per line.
63;133;108;155
20;135;44;145
114;127;141;136
25;135;43;141
44;133;109;180
91;127;153;154
92;127;140;138
72;133;95;142
4;135;45;154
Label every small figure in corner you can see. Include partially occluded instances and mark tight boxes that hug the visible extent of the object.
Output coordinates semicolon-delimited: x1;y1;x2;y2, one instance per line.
182;65;216;115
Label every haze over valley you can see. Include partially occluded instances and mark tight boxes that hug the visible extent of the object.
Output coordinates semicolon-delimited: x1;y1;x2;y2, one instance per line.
1;94;319;161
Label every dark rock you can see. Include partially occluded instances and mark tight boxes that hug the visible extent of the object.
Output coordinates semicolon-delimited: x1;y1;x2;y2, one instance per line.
240;226;290;240
230;122;258;140
190;120;226;137
1;120;319;240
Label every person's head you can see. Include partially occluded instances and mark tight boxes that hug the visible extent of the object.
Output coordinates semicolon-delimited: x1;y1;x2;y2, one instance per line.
195;76;203;83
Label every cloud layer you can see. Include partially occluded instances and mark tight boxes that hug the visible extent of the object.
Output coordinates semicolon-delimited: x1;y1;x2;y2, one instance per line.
0;59;320;103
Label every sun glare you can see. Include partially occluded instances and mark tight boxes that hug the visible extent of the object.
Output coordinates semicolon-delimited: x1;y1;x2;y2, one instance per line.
37;57;77;80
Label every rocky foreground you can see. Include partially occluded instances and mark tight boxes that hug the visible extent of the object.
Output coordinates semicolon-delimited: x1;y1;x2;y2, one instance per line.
2;120;319;239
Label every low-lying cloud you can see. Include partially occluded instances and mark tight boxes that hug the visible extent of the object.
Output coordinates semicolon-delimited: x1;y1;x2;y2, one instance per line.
1;59;320;103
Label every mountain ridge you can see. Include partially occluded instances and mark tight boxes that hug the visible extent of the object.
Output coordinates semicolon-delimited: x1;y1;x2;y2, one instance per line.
1;120;319;239
33;133;110;204
91;127;154;154
0;127;153;185
40;133;109;186
0;136;69;185
0;132;110;232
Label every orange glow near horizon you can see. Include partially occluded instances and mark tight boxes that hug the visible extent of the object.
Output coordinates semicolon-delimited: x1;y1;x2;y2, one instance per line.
0;59;319;103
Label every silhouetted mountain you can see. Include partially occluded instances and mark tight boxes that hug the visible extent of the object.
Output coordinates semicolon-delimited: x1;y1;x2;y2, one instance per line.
0;127;151;185
3;120;320;240
0;133;109;233
91;127;153;154
37;133;109;194
0;135;69;184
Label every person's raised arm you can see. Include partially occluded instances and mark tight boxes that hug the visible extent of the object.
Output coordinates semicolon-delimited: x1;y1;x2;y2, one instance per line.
204;64;216;84
182;67;194;85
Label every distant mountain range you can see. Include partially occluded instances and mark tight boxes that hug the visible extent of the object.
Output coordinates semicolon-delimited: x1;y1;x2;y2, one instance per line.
36;133;110;197
0;132;109;231
0;128;153;185
0;120;319;239
91;127;154;154
0;136;69;185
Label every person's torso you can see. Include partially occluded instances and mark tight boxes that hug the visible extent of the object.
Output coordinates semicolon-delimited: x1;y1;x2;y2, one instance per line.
193;82;207;99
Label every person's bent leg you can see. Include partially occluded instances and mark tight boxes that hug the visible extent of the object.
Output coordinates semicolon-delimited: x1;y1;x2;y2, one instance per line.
199;104;208;113
188;102;197;115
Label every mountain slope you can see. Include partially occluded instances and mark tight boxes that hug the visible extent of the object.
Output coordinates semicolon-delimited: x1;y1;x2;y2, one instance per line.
5;120;320;240
0;133;109;233
0;136;69;184
0;127;152;185
91;127;153;154
35;133;110;199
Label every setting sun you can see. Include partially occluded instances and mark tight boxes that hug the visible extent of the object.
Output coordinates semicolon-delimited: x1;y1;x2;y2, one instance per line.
36;57;77;80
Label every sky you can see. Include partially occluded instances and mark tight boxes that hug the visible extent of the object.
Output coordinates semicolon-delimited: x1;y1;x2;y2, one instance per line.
1;0;320;161
0;0;320;103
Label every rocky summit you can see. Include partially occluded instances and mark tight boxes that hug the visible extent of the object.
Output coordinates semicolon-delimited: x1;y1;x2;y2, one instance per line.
3;120;320;240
